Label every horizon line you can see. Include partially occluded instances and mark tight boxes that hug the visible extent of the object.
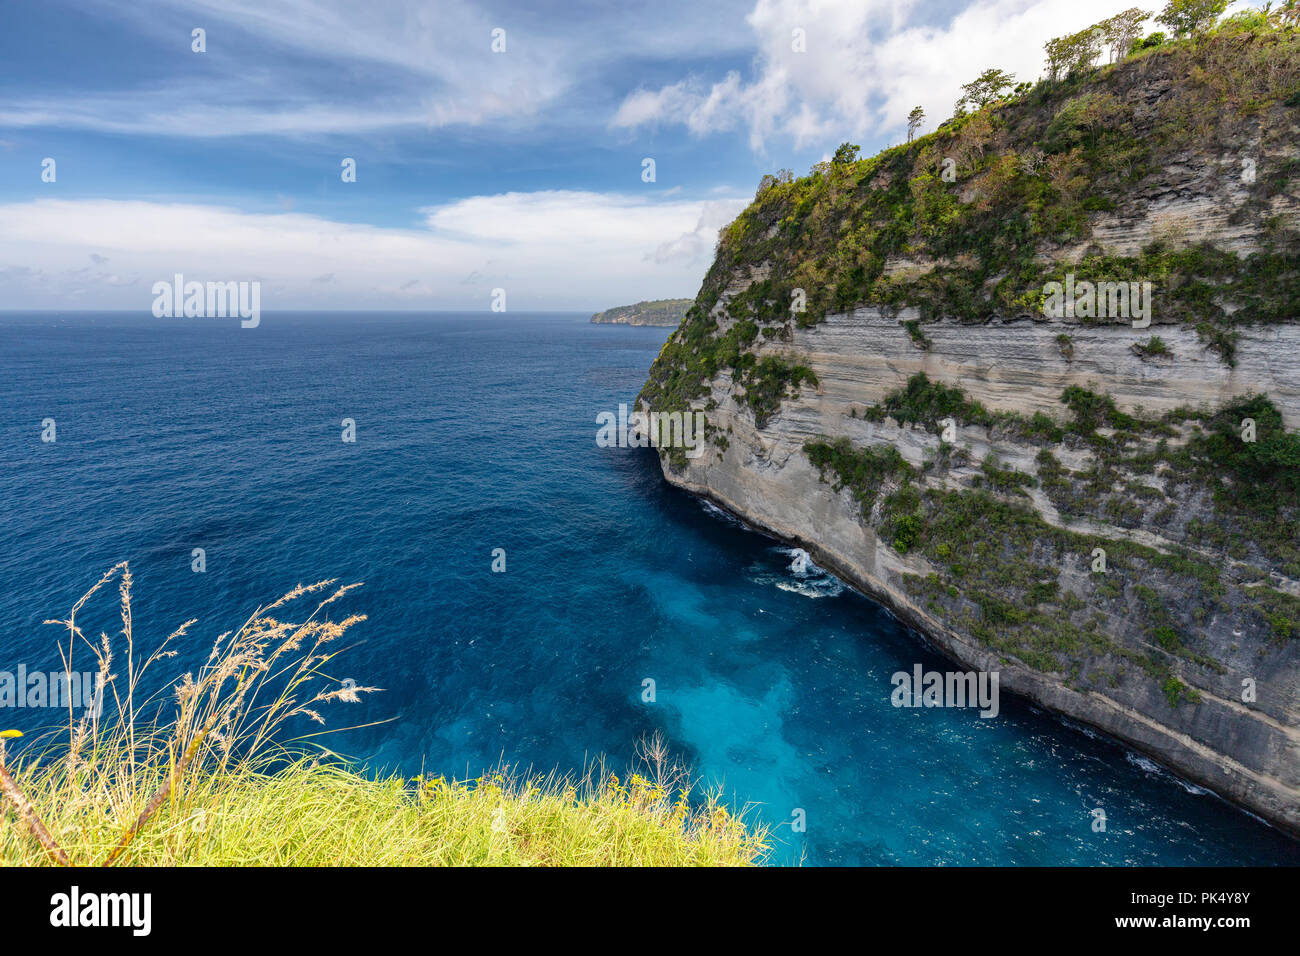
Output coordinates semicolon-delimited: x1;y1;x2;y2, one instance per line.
0;308;645;315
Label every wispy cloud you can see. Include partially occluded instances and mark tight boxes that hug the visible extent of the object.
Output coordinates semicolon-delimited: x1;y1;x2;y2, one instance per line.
0;192;747;310
4;0;755;139
0;95;443;138
4;0;568;136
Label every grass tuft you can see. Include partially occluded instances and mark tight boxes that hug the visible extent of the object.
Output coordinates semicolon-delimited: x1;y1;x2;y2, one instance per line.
0;567;768;867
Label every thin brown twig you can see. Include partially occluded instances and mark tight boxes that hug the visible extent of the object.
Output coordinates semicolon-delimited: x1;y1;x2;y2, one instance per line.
100;719;212;867
0;763;70;866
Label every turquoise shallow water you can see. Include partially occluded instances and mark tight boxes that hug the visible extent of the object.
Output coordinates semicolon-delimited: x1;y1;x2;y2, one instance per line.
2;311;1297;865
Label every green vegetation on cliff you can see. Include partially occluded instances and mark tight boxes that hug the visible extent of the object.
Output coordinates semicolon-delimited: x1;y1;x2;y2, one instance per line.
709;25;1298;335
805;375;1300;684
643;313;818;431
640;14;1300;423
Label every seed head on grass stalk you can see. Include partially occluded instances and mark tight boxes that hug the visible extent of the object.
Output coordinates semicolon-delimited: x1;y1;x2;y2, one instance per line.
7;564;381;865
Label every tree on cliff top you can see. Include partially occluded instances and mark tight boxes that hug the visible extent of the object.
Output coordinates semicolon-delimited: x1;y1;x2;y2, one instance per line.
1158;0;1229;37
1044;26;1103;80
1101;8;1151;60
958;68;1016;110
907;106;925;143
832;142;861;165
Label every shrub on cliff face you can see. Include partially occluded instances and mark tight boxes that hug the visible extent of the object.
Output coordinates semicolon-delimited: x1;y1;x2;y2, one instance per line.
879;372;991;430
1041;92;1127;154
805;437;914;513
891;513;924;553
739;357;819;427
1132;335;1172;360
975;455;1036;495
1162;676;1202;708
1062;386;1139;434
1190;395;1300;499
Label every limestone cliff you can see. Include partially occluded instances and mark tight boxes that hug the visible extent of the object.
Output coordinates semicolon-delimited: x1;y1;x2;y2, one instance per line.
640;26;1300;835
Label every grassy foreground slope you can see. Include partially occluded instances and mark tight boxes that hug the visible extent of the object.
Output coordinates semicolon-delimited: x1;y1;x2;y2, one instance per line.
2;761;764;866
0;566;767;867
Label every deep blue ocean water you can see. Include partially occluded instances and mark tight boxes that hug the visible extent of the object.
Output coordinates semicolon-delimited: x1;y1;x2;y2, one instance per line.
2;311;1297;866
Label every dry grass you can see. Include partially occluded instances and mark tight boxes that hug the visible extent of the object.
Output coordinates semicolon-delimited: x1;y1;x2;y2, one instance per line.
0;566;769;867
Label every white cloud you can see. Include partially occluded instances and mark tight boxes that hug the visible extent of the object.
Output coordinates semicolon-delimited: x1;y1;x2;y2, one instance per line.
0;192;747;311
651;200;748;264
612;0;1160;150
0;95;443;138
5;0;757;138
0;4;561;136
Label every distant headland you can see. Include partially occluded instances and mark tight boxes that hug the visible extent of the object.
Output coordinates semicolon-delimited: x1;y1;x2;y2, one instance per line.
591;298;692;326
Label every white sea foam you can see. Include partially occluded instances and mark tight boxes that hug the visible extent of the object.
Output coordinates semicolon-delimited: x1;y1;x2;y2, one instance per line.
775;578;844;598
767;547;845;598
1123;751;1205;793
699;499;745;527
1126;752;1162;775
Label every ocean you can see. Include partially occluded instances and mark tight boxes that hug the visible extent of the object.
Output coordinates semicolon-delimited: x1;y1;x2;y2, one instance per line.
2;311;1297;865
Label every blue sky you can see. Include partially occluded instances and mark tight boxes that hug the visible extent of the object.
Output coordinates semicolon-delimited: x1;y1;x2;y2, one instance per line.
0;0;1247;311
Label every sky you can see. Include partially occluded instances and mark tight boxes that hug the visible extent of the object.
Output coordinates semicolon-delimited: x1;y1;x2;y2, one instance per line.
0;0;1254;312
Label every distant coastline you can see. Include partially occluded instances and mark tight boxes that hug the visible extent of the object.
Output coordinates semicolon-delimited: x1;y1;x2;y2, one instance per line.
591;298;691;327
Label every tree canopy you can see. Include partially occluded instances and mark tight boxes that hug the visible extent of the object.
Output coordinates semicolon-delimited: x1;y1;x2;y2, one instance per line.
958;68;1017;110
1157;0;1229;37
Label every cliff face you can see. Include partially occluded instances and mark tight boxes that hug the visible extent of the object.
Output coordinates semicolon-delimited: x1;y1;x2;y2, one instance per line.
640;30;1300;834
